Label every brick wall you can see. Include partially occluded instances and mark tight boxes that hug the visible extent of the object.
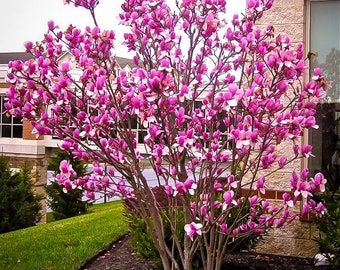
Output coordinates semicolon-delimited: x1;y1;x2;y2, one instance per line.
23;119;43;140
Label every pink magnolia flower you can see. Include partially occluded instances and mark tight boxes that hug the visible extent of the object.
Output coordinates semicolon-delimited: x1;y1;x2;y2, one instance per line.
276;217;286;228
240;223;248;231
164;185;173;196
59;160;76;178
24;41;34;51
249;195;260;207
315;202;326;215
220;223;228;233
302;202;310;216
290;171;299;189
261;200;270;211
301;145;314;158
59;61;71;73
232;228;240;238
85;190;95;200
282;192;294;207
311;173;327;192
223;190;236;208
226;174;239;188
183;178;198;195
165;178;197;197
278;156;287;168
294;181;311;198
184;222;203;241
300;168;309;181
256;176;266;194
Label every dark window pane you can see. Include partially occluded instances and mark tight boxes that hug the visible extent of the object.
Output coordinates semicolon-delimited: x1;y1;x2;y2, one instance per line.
13;117;22;124
1;125;11;137
218;111;228;133
194;101;203;109
1;113;11;123
309;103;340;190
138;130;147;144
13;126;23;138
131;117;138;129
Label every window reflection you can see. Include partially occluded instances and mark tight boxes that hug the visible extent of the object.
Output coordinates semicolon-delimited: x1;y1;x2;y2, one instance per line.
309;1;340;189
309;103;340;189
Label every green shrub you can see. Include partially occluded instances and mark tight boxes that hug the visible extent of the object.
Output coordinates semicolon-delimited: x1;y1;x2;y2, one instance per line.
123;186;183;267
45;149;89;220
124;198;186;269
0;157;42;233
315;188;340;268
126;212;160;259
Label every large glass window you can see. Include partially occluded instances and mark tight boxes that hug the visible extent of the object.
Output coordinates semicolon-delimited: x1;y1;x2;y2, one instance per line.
0;96;22;138
308;0;340;190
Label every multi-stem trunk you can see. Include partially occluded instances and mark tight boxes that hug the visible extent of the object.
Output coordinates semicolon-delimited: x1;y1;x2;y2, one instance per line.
142;195;172;270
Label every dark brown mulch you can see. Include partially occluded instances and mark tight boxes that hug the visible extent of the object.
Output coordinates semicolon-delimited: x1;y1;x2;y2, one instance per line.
80;234;158;270
80;234;332;270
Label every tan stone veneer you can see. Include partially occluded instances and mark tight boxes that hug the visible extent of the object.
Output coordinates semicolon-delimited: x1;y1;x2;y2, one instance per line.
250;0;320;258
254;199;319;258
5;156;47;224
240;188;319;258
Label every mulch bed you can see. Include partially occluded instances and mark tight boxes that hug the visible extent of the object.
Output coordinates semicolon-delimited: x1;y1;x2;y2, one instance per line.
80;234;332;270
80;234;158;270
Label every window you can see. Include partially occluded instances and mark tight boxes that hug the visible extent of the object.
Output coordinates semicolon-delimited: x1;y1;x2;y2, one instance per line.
126;116;147;144
0;96;23;138
308;0;340;190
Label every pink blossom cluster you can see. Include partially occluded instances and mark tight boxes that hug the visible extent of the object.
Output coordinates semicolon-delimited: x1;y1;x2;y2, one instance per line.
56;160;77;192
165;178;197;196
63;0;99;9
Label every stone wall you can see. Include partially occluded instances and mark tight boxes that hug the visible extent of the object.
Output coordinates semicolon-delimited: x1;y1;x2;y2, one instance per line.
254;200;319;258
257;0;305;44
5;155;47;224
252;0;320;258
240;187;319;258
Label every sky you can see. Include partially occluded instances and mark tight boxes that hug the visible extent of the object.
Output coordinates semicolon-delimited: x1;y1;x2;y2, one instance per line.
0;0;245;56
0;0;126;52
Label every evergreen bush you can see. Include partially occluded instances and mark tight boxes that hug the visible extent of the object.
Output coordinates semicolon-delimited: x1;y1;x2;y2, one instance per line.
45;149;89;220
0;157;42;233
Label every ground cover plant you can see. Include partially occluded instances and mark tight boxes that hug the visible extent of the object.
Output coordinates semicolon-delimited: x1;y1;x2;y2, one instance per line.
0;201;127;270
5;0;329;269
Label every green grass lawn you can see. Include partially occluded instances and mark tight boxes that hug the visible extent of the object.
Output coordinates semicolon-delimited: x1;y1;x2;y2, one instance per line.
0;200;128;270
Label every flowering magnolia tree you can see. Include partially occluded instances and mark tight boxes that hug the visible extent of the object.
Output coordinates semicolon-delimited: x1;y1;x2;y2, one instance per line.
5;0;328;269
